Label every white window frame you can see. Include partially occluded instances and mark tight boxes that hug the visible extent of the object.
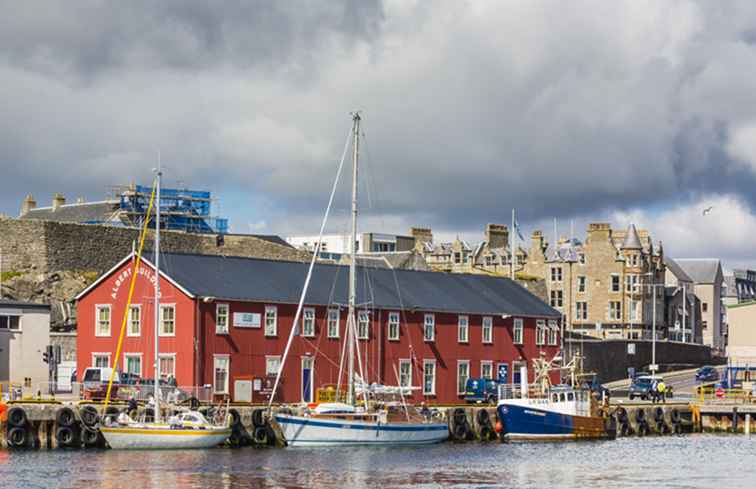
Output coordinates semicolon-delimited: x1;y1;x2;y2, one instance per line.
95;304;111;337
576;301;588;320
548;320;558;345
480;360;493;380
388;312;400;341
266;355;282;376
482;316;493;344
92;352;111;368
158;353;176;379
302;307;316;337
357;310;370;340
216;303;229;334
513;318;524;345
551;266;562;282
398;359;412;388
424;314;435;342
126;304;141;337
423;359;436;396
458;315;469;343
536;319;546;345
457;360;470;395
213;354;230;394
626;274;639;293
629;299;639;321
608;301;622;320
264;306;278;337
123;353;143;376
159;304;176;337
327;308;340;338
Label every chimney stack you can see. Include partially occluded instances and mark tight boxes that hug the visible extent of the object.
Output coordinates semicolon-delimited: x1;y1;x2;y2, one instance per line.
531;230;545;252
586;223;611;243
485;223;509;249
52;193;66;210
20;194;37;216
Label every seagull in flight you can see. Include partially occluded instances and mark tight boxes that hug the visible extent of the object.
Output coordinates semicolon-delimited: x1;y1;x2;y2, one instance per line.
702;206;713;216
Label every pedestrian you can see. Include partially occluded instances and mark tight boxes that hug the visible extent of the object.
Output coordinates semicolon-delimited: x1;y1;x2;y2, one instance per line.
657;380;667;404
651;379;659;404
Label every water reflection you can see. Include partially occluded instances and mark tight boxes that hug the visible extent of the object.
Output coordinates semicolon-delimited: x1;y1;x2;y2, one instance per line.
1;435;755;489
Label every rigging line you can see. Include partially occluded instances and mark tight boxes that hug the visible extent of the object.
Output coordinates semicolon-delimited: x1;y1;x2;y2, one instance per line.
360;129;387;232
267;125;352;412
359;129;374;211
363;264;377;381
300;336;341;370
390;265;422;381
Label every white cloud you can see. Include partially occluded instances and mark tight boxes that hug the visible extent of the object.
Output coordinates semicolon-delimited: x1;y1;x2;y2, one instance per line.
726;122;756;173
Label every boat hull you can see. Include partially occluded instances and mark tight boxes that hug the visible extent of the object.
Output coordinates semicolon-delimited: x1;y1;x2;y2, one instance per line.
100;426;232;449
497;403;610;441
274;413;449;447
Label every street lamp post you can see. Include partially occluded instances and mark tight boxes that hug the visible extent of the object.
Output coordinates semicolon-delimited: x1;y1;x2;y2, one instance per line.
637;272;664;379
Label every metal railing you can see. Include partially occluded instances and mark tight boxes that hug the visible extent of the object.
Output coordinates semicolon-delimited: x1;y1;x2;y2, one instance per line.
79;382;213;403
697;386;756;404
1;381;23;402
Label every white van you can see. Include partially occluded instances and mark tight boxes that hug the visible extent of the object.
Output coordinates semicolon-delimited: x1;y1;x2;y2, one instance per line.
82;367;121;390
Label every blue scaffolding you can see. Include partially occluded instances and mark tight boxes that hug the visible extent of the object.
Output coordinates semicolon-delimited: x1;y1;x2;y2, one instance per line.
119;185;228;234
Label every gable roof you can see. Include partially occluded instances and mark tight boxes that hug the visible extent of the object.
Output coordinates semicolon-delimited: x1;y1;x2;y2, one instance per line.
664;257;693;283
77;251;559;318
21;201;120;223
674;258;722;284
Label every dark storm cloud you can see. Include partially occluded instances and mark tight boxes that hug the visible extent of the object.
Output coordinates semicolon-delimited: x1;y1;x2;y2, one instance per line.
2;1;756;265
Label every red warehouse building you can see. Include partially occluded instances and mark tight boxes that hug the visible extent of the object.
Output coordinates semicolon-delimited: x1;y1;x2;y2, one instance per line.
76;251;561;404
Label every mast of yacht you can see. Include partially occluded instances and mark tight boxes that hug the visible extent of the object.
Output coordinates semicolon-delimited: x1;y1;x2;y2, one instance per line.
153;162;162;423
346;112;360;406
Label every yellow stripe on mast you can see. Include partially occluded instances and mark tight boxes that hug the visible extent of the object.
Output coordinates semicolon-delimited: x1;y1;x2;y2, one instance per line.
103;180;158;411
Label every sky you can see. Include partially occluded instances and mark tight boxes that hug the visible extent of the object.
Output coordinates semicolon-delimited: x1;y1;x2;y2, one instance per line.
2;1;756;270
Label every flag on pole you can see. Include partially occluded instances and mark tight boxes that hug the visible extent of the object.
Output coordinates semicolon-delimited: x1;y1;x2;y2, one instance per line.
514;219;525;242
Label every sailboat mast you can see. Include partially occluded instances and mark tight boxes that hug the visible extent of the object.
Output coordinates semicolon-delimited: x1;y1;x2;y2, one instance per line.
347;112;360;405
154;163;162;423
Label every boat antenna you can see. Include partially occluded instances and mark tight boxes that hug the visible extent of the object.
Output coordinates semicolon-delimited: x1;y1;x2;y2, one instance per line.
267;119;353;412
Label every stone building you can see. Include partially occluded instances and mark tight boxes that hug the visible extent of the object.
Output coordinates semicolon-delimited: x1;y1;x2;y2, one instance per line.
664;258;702;343
672;259;725;353
413;222;667;341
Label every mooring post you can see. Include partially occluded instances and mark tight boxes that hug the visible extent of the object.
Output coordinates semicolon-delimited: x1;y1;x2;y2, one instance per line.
746;414;751;436
732;407;739;433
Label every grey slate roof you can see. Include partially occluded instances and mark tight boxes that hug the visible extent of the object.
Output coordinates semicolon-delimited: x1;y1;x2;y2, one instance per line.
723;275;737;298
664;258;693;283
0;299;51;311
21;201;120;223
144;251;559;317
621;224;643;250
675;258;722;284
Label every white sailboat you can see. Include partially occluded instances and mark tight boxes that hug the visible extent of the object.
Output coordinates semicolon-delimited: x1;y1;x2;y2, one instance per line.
272;113;449;447
100;165;231;450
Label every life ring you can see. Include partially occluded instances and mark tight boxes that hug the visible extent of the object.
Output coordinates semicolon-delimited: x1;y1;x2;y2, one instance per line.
715;387;725;399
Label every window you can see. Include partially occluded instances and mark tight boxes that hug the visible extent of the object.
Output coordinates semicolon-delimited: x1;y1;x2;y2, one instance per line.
609;301;622;320
124;354;142;376
577;276;586;293
92;353;110;368
424;314;435;342
628;254;638;266
399;359;412;388
550;290;563;308
127;305;141;337
327;308;340;338
266;356;281;376
302;308;316;337
457;361;470;395
610;274;620;292
423;360;436;395
550;267;562;282
702;321;708;330
702;302;708;313
159;354;176;379
629;299;639;321
454;252;462;264
95;305;111;337
536;320;546;345
216;304;229;334
578;253;586;265
482;316;493;344
159;305;175;336
626;275;638;293
357;311;370;340
576;301;588;320
0;315;20;330
548;320;558;345
213;355;229;394
513;318;524;344
388;312;400;341
458;315;469;343
481;361;493;380
264;306;277;336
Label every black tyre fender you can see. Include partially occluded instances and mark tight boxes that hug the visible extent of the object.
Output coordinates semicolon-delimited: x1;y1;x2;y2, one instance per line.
79;406;99;427
7;407;27;428
229;408;242;429
7;426;27;448
629;394;635;401
253;426;269;445
634;409;645;423
81;426;99;446
476;409;490;427
56;426;76;447
188;396;200;410
252;409;265;428
56;407;76;427
453;408;467;424
452;422;467;440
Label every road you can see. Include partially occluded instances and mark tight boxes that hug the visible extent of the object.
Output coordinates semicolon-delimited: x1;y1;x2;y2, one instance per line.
605;365;724;403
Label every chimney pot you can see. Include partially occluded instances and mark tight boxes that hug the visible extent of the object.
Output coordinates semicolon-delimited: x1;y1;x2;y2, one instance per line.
52;193;66;210
20;194;37;216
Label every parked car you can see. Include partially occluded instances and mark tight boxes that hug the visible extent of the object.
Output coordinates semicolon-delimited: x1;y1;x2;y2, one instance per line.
695;366;719;383
82;367;122;400
464;378;499;404
120;372;142;385
629;375;674;400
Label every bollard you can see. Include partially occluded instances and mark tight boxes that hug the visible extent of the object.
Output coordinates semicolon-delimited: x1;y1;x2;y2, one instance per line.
732;407;739;433
746;414;751;436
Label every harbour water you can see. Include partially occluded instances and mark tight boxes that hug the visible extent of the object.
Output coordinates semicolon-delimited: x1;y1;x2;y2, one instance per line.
2;434;754;489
